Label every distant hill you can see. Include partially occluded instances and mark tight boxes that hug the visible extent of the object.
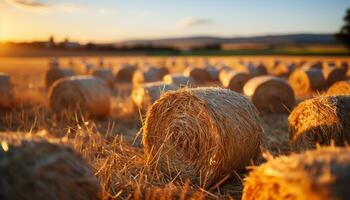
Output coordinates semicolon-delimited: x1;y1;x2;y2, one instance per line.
115;34;337;48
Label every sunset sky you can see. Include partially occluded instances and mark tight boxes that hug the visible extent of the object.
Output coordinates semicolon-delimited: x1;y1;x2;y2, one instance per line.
0;0;349;43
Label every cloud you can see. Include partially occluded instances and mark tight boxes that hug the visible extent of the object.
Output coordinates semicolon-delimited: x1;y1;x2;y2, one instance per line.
177;17;212;28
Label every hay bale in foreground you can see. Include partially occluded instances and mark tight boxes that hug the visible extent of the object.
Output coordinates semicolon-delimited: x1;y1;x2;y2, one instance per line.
0;73;13;108
49;76;111;118
219;70;251;93
163;74;194;87
244;76;295;113
132;67;169;86
288;68;326;97
288;95;350;151
143;87;262;187
131;82;176;112
0;140;102;200
114;64;137;83
243;147;350;200
45;67;75;88
323;66;347;87
327;81;350;95
91;68;114;87
183;67;211;84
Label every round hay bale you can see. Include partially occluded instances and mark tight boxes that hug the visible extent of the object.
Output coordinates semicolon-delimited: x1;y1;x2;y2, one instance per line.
236;64;260;77
327;81;350;95
323;66;347;87
49;76;111;118
204;66;220;81
143;87;262;187
242;147;350;200
0;140;102;200
288;68;326;97
243;76;295;113
91;68;114;87
183;67;211;84
131;82;176;112
273;63;296;77
48;57;59;68
114;64;137;83
0;73;13;108
302;61;324;70
288;95;350;151
45;67;75;88
219;70;251;93
163;74;194;87
255;63;268;75
132;67;169;86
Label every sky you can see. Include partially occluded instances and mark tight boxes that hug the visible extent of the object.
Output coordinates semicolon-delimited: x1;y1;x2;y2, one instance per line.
0;0;349;43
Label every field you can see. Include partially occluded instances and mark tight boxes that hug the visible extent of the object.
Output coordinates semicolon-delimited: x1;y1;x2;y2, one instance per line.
1;56;350;199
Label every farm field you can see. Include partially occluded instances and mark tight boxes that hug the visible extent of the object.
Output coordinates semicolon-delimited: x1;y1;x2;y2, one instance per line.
1;55;350;199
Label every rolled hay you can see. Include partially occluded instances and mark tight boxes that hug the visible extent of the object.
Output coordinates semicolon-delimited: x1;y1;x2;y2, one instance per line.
45;67;75;88
219;70;251;93
323;66;347;87
114;64;137;83
288;68;327;97
288;95;350;151
302;61;324;70
327;81;350;95
0;140;102;200
91;68;114;87
204;66;220;81
0;73;13;108
272;63;296;77
132;67;169;86
183;66;211;84
255;63;268;75
163;73;195;87
143;87;262;187
49;76;111;118
242;147;350;200
244;76;295;113
236;64;260;77
131;82;176;112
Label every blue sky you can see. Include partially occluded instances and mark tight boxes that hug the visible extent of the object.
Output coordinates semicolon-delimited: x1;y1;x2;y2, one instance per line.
0;0;349;42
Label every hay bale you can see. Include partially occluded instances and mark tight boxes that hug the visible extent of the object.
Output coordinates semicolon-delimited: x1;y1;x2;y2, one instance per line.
323;66;347;87
48;57;59;68
272;63;296;77
327;81;350;95
45;67;75;88
302;61;324;70
236;64;260;76
255;63;268;75
288;95;350;151
115;64;137;83
163;74;194;87
131;82;176;112
0;73;13;108
132;67;169;86
183;67;211;84
219;70;251;93
91;68;114;87
204;66;220;81
244;76;295;113
0;140;102;200
243;147;350;200
288;68;326;97
143;87;262;187
49;76;111;118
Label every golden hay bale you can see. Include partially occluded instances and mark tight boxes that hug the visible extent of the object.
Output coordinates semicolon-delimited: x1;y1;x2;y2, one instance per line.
0;73;13;108
272;63;296;77
49;76;111;118
219;70;251;93
288;68;327;97
327;81;350;95
143;87;262;187
236;64;260;76
183;66;211;84
302;61;324;70
288;95;350;151
204;66;220;81
114;64;137;83
243;147;350;200
323;66;347;87
255;63;268;75
45;67;75;88
48;57;59;68
91;68;115;87
163;74;195;87
244;76;295;113
0;140;102;200
132;67;169;86
131;82;176;112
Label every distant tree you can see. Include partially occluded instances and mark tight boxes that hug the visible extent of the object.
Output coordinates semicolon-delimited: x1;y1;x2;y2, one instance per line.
335;8;350;48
